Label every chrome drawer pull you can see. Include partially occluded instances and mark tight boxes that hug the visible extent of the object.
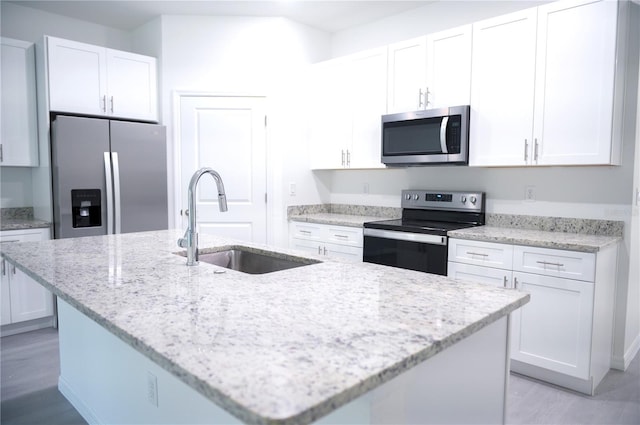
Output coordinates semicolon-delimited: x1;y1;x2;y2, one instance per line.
467;251;489;257
299;230;311;235
334;234;349;239
0;240;20;243
536;260;564;268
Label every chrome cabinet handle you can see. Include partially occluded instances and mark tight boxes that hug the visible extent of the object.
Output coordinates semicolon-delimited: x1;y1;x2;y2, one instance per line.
536;260;564;268
503;276;508;288
346;150;351;167
534;138;539;161
524;139;529;162
102;95;107;112
323;246;327;255
514;277;518;289
418;88;424;109
0;144;3;162
11;263;16;275
466;251;488;257
334;234;349;239
341;150;345;167
317;245;321;255
1;259;5;277
110;96;114;113
425;87;431;107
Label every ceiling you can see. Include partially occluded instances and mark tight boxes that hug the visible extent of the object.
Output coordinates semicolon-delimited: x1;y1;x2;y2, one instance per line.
8;0;436;33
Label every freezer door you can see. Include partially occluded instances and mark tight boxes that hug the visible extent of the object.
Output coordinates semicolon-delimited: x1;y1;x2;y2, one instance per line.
51;115;110;239
109;120;168;233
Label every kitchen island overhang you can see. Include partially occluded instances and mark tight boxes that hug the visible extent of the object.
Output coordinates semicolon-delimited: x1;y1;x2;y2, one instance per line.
0;229;529;425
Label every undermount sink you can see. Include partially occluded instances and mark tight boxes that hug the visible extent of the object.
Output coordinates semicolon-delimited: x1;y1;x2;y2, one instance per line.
175;246;321;274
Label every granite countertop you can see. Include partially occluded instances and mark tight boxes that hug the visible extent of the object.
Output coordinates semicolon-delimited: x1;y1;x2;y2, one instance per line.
289;212;387;227
448;226;620;253
0;229;528;425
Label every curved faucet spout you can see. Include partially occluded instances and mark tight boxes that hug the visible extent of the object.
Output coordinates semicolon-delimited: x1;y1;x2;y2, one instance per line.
178;168;228;266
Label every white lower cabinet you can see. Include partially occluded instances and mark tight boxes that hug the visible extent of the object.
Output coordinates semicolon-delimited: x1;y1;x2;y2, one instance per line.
448;237;617;395
289;222;363;262
510;271;593;379
1;228;54;333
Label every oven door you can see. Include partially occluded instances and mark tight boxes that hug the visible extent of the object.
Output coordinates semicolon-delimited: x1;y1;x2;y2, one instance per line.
362;228;448;275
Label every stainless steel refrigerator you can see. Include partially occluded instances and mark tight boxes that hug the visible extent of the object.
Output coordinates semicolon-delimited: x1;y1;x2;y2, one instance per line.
51;115;168;239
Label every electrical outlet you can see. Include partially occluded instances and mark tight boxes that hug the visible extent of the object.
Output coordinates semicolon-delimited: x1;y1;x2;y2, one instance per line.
525;185;536;202
147;371;158;407
363;183;370;194
289;182;296;196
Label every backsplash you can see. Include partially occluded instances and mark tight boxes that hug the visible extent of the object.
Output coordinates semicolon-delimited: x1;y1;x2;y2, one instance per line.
1;207;34;220
287;204;401;219
485;213;623;237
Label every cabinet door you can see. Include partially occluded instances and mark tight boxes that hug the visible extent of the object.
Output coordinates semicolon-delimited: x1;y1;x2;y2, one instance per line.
469;9;537;166
0;38;39;167
47;36;107;116
349;47;387;169
1;260;11;325
387;36;427;113
534;0;618;165
426;25;472;108
511;272;593;379
448;262;512;288
8;265;54;323
106;49;158;121
308;60;349;169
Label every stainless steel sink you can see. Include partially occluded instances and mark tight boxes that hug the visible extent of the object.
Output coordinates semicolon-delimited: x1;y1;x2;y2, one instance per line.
175;247;320;274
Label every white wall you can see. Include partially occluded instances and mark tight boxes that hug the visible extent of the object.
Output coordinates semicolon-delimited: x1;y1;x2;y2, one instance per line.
0;168;33;207
327;0;640;368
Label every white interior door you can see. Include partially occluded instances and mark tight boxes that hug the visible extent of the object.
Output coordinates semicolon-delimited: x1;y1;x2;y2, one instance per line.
178;95;267;244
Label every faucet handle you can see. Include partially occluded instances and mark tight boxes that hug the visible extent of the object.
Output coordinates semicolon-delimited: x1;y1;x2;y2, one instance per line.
177;237;188;248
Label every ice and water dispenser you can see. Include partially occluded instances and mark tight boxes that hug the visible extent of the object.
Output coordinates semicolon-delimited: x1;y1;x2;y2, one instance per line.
71;189;101;228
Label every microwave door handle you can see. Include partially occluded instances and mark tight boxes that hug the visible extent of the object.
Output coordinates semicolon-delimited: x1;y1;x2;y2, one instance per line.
440;116;449;154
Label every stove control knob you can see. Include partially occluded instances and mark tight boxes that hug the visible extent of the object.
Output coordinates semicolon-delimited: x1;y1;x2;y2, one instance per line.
405;194;411;200
461;195;467;204
413;194;419;201
470;195;477;205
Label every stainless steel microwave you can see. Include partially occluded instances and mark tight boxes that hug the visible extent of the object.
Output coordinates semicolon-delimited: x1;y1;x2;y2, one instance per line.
381;105;470;166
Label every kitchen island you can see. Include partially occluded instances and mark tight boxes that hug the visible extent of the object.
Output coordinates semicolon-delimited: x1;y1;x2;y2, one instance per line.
0;230;529;424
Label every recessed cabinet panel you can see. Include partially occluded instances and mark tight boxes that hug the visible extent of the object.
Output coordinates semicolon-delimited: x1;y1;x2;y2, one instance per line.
469;9;538;166
511;272;593;379
106;49;158;121
0;38;39;167
47;36;107;116
534;0;618;165
513;245;596;282
387;36;427;114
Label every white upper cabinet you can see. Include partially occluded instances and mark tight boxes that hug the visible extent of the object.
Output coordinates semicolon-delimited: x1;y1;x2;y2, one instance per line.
47;36;158;122
425;25;472;109
470;0;623;167
0;38;39;167
469;9;538;166
308;47;387;169
387;36;427;114
386;25;472;114
533;0;619;165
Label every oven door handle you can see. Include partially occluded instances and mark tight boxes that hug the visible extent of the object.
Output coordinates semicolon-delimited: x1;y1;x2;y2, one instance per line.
364;228;446;245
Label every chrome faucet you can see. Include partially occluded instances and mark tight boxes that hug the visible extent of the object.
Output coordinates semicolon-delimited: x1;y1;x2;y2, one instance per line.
178;168;228;266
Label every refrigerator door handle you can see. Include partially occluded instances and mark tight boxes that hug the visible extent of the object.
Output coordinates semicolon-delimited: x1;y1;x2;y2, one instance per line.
104;152;114;234
112;152;122;234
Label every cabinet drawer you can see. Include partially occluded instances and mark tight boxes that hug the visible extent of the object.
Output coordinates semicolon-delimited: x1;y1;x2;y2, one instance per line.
448;238;513;269
289;222;323;241
448;262;512;288
513;245;595;282
325;225;363;247
0;228;50;243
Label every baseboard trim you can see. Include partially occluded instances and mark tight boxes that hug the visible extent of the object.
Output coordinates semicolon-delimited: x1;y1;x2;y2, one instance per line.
0;316;55;337
611;334;640;371
58;376;102;425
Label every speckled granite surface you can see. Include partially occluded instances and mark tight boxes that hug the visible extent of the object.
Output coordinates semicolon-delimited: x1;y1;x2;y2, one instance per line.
485;213;623;237
1;207;51;231
449;226;620;253
0;229;528;425
288;204;400;227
